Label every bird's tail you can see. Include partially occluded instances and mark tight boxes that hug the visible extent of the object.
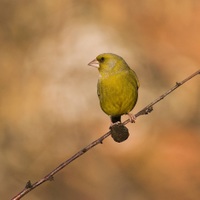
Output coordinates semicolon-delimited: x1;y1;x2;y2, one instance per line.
111;116;121;123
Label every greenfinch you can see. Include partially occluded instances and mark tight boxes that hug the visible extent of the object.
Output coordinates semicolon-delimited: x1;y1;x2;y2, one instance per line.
88;53;139;124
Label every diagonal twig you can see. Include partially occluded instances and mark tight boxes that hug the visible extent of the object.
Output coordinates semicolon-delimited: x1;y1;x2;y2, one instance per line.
11;70;200;200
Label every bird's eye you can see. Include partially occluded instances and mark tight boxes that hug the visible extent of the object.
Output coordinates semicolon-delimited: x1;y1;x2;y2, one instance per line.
100;57;105;62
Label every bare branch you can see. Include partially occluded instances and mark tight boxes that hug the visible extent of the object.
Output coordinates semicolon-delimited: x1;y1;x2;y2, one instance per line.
11;70;199;200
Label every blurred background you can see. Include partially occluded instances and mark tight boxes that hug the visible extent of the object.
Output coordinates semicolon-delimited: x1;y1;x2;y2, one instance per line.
0;0;200;199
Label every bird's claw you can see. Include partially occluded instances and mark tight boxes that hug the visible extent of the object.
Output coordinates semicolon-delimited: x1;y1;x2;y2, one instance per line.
127;113;136;123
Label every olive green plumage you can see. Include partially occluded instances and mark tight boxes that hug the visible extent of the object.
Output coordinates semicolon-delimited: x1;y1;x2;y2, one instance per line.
89;53;139;123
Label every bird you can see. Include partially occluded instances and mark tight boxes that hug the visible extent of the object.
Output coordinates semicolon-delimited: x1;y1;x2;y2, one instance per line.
88;53;139;125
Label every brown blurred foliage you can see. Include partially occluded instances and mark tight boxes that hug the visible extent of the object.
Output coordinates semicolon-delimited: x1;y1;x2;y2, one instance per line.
0;0;199;199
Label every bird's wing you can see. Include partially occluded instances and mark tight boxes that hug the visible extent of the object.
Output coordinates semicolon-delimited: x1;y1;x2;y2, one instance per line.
130;69;140;89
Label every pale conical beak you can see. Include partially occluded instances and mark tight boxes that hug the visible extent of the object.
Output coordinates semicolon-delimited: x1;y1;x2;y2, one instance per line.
88;59;99;68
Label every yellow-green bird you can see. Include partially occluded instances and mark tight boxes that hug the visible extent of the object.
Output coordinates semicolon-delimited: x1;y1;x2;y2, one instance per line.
88;53;139;124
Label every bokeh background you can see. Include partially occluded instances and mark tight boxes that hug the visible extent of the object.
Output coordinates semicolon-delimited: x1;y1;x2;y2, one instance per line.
1;0;200;199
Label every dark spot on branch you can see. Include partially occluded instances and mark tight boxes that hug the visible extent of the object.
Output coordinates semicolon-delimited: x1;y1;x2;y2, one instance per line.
48;176;54;181
25;180;32;189
176;82;181;86
99;139;103;144
145;107;153;114
82;148;87;153
160;95;165;100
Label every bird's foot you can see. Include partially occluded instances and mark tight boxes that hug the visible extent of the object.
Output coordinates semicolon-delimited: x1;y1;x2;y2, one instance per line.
127;113;136;123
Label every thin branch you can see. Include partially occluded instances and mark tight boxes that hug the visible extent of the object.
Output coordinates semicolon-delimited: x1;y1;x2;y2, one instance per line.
11;70;200;200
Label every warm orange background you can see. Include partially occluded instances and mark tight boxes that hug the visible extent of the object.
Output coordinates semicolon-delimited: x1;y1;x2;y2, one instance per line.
1;1;200;200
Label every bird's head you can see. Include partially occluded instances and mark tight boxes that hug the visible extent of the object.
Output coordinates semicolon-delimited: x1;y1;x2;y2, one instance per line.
88;53;129;75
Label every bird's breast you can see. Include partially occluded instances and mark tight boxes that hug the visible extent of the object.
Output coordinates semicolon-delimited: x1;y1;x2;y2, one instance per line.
97;72;138;116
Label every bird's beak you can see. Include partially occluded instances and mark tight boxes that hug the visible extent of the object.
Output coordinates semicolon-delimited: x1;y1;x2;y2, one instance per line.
88;59;99;68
